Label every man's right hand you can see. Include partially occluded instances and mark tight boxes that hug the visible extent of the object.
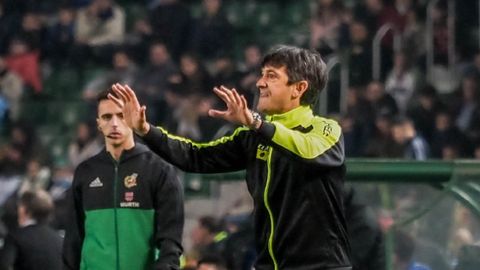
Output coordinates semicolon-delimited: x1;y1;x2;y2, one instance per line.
110;83;150;136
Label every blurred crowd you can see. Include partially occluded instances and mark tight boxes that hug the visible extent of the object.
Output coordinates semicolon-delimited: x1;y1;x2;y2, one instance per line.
1;0;480;269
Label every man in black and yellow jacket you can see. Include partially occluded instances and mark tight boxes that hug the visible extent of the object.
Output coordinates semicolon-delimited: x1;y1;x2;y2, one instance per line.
62;89;184;270
111;45;351;269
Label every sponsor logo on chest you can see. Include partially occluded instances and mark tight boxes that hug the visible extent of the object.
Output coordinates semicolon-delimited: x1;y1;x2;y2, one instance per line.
256;144;270;161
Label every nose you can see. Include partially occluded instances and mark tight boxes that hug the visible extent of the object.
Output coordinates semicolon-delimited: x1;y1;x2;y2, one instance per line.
111;115;119;127
256;76;267;89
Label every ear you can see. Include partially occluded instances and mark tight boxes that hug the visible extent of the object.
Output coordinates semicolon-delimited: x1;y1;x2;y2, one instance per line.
292;80;308;99
96;118;101;131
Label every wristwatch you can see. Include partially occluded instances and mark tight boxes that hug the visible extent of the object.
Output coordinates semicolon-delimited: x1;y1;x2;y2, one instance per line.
249;110;263;130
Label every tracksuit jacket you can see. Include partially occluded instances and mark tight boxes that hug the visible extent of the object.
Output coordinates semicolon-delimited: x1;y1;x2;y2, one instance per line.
142;105;352;270
62;143;184;270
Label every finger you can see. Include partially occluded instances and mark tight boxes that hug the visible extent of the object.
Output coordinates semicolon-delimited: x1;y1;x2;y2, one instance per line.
213;87;232;105
208;109;228;118
220;86;237;105
231;88;243;108
112;84;129;102
140;105;147;123
124;85;139;105
108;93;124;108
240;95;249;110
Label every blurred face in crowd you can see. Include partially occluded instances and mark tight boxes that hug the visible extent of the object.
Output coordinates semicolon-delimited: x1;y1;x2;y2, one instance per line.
150;44;169;66
59;8;74;25
244;45;262;67
9;40;29;55
350;21;368;44
392;121;415;143
77;123;91;141
180;55;199;77
191;223;212;246
204;0;220;15
97;99;133;149
365;81;384;102
391;124;406;143
113;52;130;69
22;13;41;31
435;113;450;131
462;77;478;100
256;65;305;114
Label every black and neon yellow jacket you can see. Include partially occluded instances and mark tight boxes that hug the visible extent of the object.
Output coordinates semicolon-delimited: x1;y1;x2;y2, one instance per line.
142;106;351;270
62;143;184;270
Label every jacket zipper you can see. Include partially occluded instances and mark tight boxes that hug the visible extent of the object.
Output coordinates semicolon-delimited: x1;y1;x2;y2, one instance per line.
113;162;120;270
264;148;278;270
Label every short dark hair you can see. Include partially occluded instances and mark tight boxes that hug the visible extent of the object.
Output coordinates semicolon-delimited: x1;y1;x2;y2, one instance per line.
19;190;54;224
198;216;220;234
261;45;328;106
96;87;118;104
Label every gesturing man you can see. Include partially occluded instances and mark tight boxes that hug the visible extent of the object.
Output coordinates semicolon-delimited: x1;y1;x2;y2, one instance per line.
111;45;351;270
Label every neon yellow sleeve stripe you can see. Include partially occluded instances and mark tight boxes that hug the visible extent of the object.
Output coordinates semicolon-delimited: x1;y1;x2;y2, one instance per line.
156;126;250;148
270;119;341;159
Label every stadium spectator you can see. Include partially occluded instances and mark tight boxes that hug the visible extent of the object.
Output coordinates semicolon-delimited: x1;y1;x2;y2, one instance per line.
407;85;443;143
44;6;76;67
385;51;419;115
364;80;399;119
344;185;385;270
393;230;432;270
5;38;42;95
82;50;139;102
190;0;233;61
17;158;51;196
73;0;125;66
135;42;179;125
148;0;192;60
309;0;345;56
166;52;215;140
0;190;62;270
67;122;102;169
451;75;480;144
430;111;468;158
16;12;46;53
346;20;373;87
190;216;227;262
0;55;23;122
238;44;263;106
391;116;430;160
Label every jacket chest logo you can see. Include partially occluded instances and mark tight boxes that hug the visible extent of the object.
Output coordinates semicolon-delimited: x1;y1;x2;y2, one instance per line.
256;144;270;161
124;173;138;188
89;177;103;188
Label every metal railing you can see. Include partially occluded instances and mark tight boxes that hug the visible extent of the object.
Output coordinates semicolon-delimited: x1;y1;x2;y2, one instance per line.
426;0;456;81
317;55;349;116
372;24;402;81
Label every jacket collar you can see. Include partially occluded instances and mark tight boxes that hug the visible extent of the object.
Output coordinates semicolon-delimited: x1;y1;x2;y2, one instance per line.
101;143;150;163
266;105;314;129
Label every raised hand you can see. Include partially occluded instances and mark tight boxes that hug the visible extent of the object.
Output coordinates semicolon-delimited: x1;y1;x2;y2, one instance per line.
208;86;254;127
109;83;150;136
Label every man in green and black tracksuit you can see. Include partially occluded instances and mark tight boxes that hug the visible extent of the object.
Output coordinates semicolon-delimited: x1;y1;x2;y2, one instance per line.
112;45;351;269
63;89;184;270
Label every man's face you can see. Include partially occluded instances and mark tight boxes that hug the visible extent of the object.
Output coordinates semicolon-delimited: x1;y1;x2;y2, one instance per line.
97;99;133;148
255;65;297;115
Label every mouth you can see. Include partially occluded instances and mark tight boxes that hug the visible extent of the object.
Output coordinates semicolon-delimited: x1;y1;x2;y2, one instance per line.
259;91;269;98
107;132;122;139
